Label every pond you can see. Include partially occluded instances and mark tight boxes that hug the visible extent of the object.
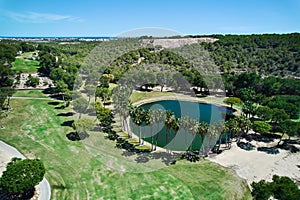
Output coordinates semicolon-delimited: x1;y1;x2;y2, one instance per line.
130;100;228;151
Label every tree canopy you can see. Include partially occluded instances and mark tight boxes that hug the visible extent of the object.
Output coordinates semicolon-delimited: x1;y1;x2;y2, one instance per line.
0;158;45;194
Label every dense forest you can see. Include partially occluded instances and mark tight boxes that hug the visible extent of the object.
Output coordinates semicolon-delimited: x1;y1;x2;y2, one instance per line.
202;33;300;77
1;34;300;120
0;34;300;200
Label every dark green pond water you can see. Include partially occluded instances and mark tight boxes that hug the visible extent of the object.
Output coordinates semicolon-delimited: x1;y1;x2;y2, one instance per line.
130;100;227;151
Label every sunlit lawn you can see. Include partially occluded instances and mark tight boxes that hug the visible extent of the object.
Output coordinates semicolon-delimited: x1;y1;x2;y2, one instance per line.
12;57;40;73
13;90;48;98
0;90;251;199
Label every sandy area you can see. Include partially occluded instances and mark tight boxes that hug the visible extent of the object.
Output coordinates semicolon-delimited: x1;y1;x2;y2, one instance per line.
207;140;300;188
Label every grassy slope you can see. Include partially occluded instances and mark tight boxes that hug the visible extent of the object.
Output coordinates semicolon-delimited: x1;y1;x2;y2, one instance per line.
13;90;48;98
12;57;39;73
0;90;251;199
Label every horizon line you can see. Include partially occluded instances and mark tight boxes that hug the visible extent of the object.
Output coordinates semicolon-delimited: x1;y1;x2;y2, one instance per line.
0;32;299;38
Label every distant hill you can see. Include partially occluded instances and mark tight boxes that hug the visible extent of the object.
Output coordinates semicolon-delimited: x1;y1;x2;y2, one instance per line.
140;37;218;48
201;33;300;77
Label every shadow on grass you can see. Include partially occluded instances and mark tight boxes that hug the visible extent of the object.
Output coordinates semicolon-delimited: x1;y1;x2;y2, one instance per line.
55;105;66;109
42;87;54;95
57;112;75;117
61;120;74;127
66;132;89;141
51;184;69;190
48;101;60;106
99;127;179;165
135;152;179;165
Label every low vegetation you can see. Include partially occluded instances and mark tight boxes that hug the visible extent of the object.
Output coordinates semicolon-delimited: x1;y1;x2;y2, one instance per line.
12;57;39;73
251;175;300;200
1;34;300;199
0;158;45;195
0;91;251;199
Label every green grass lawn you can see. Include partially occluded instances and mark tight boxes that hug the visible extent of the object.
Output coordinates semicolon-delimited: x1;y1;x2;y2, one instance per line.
0;90;251;199
130;91;187;103
21;51;36;57
13;90;48;98
12;57;40;73
131;91;227;105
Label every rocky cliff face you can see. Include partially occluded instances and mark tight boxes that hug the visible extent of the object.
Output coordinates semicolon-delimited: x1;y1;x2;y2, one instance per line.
140;37;218;48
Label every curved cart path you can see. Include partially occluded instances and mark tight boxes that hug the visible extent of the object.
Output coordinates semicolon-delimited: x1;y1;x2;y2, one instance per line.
0;140;51;200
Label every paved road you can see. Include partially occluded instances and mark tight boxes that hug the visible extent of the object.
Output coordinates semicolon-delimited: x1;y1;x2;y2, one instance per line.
0;141;51;200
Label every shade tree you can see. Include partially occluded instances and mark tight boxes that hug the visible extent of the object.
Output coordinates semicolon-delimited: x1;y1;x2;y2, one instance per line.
72;118;95;139
73;97;89;119
0;158;45;194
251;175;300;200
252;121;272;135
223;97;242;110
278;119;299;145
256;106;272;121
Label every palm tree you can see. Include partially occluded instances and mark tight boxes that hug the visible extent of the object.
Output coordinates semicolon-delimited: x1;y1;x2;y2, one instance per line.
164;110;179;154
215;121;227;152
179;116;192;151
170;117;180;154
197;121;209;156
226;118;239;148
130;107;145;145
152;109;165;151
202;123;220;156
146;109;156;151
187;119;199;152
112;85;132;135
119;102;131;137
141;109;152;145
164;110;173;154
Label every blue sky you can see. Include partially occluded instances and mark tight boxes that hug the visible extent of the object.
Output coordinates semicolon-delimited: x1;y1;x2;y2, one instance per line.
0;0;299;36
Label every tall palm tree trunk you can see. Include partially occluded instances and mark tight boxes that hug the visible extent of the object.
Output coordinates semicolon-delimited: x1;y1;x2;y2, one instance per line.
217;134;222;152
139;126;142;145
150;126;154;151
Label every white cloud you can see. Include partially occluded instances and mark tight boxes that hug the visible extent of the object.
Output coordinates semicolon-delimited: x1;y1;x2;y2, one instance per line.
6;11;84;23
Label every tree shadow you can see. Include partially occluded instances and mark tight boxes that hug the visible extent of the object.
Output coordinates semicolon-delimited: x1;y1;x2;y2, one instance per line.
66;132;89;141
51;184;69;190
257;147;280;154
282;139;300;145
48;101;60;106
123;150;179;165
55;105;66;109
277;142;300;153
57;112;75;117
0;188;35;200
93;125;102;132
42;87;54;95
87;110;96;116
245;133;280;143
61;120;74;127
149;152;180;165
237;141;255;151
